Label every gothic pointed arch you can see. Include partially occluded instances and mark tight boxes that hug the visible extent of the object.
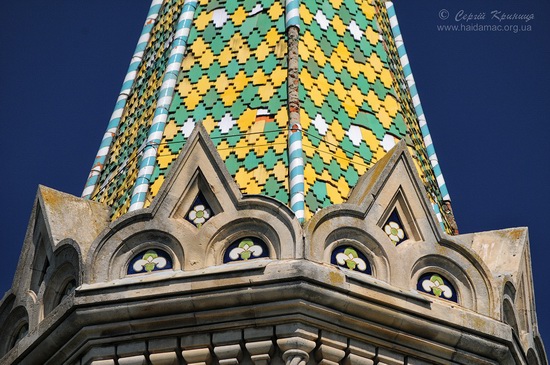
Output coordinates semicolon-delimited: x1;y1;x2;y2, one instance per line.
86;125;301;282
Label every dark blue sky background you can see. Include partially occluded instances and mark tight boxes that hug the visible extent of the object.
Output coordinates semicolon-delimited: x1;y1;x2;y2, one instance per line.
1;0;549;350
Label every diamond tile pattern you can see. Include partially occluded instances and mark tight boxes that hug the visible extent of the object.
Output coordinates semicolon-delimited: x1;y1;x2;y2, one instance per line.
299;0;408;218
91;0;185;219
374;1;450;232
87;0;452;233
147;0;290;205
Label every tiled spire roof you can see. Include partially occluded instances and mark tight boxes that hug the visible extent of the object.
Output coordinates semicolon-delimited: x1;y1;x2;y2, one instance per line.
83;0;454;232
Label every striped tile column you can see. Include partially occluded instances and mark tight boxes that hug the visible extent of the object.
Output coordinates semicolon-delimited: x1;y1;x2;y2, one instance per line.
285;0;300;29
386;2;451;203
129;0;198;212
82;0;164;200
289;123;305;222
286;0;304;221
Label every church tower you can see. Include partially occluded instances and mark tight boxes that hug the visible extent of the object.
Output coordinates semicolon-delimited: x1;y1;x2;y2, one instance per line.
80;0;454;231
0;1;545;364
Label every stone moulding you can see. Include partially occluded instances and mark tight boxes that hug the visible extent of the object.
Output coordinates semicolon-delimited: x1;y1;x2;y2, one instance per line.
0;126;546;364
0;259;534;364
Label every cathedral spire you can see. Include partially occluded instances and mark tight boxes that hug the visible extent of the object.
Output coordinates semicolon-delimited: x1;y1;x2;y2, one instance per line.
82;0;164;200
1;2;547;364
82;0;455;232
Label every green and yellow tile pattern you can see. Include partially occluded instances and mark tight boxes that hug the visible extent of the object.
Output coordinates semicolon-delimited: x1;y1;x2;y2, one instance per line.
91;0;185;219
146;0;290;205
375;0;450;231
88;0;452;232
298;0;408;218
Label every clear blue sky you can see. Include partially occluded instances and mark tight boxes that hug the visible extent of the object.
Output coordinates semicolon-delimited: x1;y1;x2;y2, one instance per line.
1;0;549;349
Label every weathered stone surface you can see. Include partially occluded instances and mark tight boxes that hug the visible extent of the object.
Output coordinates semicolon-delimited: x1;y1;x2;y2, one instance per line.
245;340;274;365
149;338;178;353
81;346;116;365
377;348;404;365
117;342;146;358
182;348;212;365
118;356;147;365
149;352;178;365
0;128;546;365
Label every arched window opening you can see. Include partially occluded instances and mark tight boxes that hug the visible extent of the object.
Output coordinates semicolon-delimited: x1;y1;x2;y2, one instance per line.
57;279;77;305
503;299;520;335
9;323;28;351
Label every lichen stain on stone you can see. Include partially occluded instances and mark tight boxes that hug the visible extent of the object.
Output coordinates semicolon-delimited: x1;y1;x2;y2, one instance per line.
470;315;489;332
497;228;524;241
40;187;68;210
329;271;344;285
434;244;447;255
